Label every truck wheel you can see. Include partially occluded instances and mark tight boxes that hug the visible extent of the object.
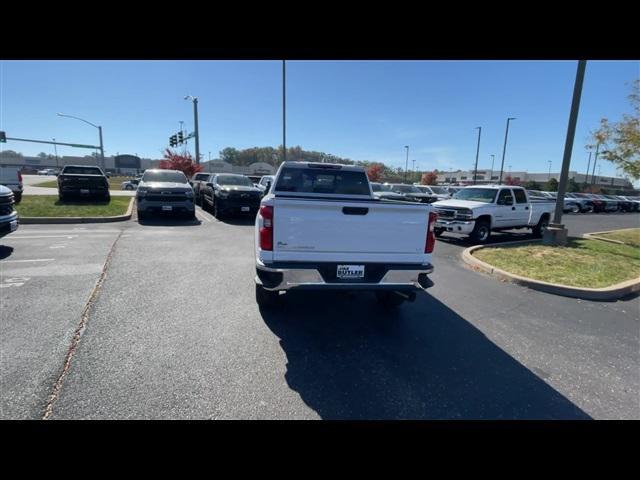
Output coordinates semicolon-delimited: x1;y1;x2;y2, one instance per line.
213;200;223;219
256;284;280;308
583;204;593;213
13;192;22;204
434;227;444;238
58;193;66;203
470;220;491;243
375;291;406;308
532;215;549;238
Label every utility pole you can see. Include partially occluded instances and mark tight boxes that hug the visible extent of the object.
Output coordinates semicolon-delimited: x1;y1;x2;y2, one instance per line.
53;138;58;169
412;159;416;183
585;151;592;185
499;117;516;183
489;154;495;183
544;60;587;246
548;160;552;179
473;126;481;185
404;146;409;182
282;60;287;164
591;142;600;184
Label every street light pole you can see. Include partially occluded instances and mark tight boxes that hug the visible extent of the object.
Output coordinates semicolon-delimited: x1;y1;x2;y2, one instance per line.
184;96;200;164
473;126;481;185
282;60;287;164
548;160;552;180
57;113;105;171
53;138;58;168
585;151;591;185
499;117;516;184
490;154;495;183
404;146;409;182
412;159;416;183
545;60;587;246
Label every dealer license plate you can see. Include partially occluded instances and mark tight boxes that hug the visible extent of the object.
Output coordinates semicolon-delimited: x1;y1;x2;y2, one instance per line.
241;206;250;212
337;265;365;279
162;205;173;211
80;189;90;194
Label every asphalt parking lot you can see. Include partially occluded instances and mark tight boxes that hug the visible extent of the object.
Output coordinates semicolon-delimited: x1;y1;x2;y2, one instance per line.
1;209;638;419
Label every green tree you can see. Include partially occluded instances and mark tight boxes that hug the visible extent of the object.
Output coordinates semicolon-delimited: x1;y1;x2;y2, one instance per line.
522;180;541;190
567;177;581;193
220;147;240;165
588;80;640;180
545;178;559;191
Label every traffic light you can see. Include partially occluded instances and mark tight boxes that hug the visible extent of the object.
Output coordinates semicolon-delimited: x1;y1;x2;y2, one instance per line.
0;131;6;143
169;135;177;147
177;131;184;145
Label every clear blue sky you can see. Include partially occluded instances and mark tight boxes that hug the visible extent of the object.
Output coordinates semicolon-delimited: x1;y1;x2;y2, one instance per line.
1;60;638;180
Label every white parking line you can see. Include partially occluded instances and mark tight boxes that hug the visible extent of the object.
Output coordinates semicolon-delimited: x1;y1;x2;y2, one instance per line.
196;207;215;223
196;210;211;223
9;235;77;240
1;258;55;263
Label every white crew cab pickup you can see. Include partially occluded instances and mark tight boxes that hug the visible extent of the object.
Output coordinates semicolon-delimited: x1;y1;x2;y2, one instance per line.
254;161;437;308
432;185;555;243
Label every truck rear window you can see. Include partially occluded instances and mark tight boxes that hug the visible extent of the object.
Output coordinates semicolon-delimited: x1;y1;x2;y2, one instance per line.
275;168;370;195
63;166;103;175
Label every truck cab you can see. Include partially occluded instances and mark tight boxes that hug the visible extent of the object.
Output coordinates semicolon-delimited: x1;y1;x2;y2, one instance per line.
433;185;554;243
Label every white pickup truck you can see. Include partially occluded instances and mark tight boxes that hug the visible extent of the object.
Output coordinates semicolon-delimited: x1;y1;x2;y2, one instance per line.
432;185;555;243
254;161;437;308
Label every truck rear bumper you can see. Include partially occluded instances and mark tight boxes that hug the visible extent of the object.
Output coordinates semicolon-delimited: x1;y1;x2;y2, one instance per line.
255;260;434;292
434;219;475;234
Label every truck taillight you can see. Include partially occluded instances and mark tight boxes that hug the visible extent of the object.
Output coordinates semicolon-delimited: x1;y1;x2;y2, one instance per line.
259;205;274;251
425;211;438;254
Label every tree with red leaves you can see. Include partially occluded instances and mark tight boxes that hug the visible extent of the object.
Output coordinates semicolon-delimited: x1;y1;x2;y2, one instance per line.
504;175;521;186
421;171;438;185
366;163;384;182
159;148;203;178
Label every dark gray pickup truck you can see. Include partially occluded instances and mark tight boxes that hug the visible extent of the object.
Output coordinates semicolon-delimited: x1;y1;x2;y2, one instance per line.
57;165;110;202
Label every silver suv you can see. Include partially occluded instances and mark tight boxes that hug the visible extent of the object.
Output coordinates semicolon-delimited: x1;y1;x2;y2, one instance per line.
136;169;195;220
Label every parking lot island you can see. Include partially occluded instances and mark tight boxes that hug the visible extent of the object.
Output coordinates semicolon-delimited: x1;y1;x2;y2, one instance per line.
463;236;640;301
17;196;134;224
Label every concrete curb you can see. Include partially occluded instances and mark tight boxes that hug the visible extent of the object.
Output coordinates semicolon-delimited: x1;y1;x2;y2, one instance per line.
582;228;638;245
461;239;640;301
20;198;134;224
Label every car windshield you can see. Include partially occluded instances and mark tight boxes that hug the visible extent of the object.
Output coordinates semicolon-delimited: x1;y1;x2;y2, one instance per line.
453;188;497;203
430;186;447;194
392;185;422;194
275;168;370;195
371;183;382;192
142;170;188;183
63;166;103;175
216;175;254;187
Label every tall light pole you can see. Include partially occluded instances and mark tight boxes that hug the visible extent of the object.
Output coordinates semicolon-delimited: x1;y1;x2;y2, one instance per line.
489;154;495;183
52;138;58;169
412;159;416;183
591;142;600;184
473;126;482;185
282;60;287;164
404;145;409;182
184;96;200;164
57;113;104;170
585;151;592;185
548;160;552;179
499;117;516;184
545;60;587;246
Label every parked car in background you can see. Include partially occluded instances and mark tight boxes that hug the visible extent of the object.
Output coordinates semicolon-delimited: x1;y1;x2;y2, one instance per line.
0;185;19;239
189;172;213;205
201;173;262;219
565;193;595;213
370;182;405;201
57;165;110;202
256;175;275;196
387;183;437;203
618;195;640;212
414;185;451;200
255;161;436;308
121;178;140;190
607;195;632;212
528;190;581;213
136;169;195;220
433;185;555;242
590;194;619;212
37;168;57;175
0;166;24;203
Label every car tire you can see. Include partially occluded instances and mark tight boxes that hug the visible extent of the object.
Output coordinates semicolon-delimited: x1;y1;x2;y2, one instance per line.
104;193;111;202
375;291;406;308
213;199;223;219
58;193;65;203
255;284;280;308
532;215;550;238
571;204;580;214
470;220;491;243
583;204;594;213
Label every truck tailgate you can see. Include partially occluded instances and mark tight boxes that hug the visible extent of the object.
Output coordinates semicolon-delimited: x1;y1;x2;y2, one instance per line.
272;197;430;263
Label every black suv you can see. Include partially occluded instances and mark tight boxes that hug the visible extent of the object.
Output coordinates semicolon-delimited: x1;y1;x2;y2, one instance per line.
201;174;262;218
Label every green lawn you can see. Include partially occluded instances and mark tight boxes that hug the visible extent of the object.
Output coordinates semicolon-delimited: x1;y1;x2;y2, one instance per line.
595;228;640;248
16;195;131;217
473;237;640;288
33;176;131;190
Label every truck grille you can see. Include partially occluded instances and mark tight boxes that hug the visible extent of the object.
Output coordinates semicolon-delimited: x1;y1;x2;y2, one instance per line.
0;204;15;216
435;208;456;219
145;192;188;202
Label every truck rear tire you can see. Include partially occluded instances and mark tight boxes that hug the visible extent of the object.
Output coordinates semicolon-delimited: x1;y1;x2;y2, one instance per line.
375;291;406;308
532;215;549;238
470;220;491;243
256;284;280;308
